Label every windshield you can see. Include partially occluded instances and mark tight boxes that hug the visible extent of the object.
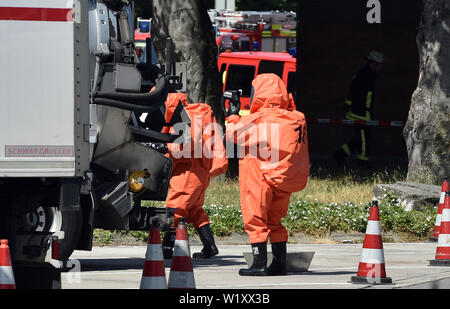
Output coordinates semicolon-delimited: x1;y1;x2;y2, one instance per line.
135;40;158;64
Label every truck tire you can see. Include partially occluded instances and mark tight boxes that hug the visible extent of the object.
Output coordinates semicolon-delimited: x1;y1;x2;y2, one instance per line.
57;209;83;261
18;198;83;261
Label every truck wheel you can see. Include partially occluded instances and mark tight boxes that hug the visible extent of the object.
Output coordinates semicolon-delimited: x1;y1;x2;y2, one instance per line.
19;198;83;261
54;208;83;261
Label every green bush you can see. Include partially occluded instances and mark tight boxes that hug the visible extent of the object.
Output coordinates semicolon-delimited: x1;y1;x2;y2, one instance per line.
94;185;436;244
204;191;436;240
204;204;245;236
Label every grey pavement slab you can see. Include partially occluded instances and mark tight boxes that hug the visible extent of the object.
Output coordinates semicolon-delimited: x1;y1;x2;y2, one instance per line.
61;243;450;289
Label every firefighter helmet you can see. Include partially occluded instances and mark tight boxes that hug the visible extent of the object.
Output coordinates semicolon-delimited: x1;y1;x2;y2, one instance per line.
367;51;384;64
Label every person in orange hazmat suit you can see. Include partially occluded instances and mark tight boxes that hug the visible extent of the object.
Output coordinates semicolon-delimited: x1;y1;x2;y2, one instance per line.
161;92;228;259
225;74;310;276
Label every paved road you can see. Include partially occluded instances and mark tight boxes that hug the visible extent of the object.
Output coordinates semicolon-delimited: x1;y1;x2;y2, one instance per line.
61;242;450;289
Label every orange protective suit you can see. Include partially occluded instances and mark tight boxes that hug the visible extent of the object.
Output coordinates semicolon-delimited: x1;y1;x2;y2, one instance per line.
226;74;310;244
163;93;227;229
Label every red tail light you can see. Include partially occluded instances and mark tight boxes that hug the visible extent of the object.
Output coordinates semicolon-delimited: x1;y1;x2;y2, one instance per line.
52;237;59;260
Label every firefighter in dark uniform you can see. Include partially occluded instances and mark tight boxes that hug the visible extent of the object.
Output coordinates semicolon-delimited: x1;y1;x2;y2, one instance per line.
334;51;384;166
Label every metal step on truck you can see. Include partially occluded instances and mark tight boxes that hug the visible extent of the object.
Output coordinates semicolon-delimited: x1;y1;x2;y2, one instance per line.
0;0;188;288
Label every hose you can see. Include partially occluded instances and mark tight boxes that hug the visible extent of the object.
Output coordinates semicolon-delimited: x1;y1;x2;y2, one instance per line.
93;96;167;112
94;73;167;105
93;73;168;112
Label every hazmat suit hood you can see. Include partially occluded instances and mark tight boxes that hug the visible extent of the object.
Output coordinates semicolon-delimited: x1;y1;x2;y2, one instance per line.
162;92;188;134
249;74;290;114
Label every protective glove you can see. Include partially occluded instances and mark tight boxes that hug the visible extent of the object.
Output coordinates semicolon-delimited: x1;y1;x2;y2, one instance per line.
222;90;241;116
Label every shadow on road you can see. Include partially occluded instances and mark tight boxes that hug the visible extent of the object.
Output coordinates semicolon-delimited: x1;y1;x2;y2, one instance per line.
71;258;145;271
297;270;356;276
67;255;246;272
193;255;247;267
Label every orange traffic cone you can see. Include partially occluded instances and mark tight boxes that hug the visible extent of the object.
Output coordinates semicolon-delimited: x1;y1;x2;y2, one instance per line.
351;200;392;284
140;219;167;289
430;177;449;241
168;218;195;289
430;191;450;266
0;239;16;289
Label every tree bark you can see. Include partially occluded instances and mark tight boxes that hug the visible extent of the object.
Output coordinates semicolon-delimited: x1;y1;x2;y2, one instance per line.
151;0;224;124
403;0;450;185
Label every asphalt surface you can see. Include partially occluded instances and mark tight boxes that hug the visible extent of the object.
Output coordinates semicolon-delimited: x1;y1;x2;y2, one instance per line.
61;242;450;289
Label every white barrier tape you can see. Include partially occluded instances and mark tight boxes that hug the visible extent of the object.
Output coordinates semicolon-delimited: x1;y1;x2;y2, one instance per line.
307;118;405;127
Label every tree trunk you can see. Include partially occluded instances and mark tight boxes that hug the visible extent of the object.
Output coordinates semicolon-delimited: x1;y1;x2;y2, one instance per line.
403;0;450;185
151;0;224;124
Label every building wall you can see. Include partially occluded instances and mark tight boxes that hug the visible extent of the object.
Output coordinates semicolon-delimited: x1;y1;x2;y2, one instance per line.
296;0;422;166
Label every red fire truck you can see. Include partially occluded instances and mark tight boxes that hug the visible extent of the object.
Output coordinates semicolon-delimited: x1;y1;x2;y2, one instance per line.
210;10;297;53
134;17;158;64
218;51;297;112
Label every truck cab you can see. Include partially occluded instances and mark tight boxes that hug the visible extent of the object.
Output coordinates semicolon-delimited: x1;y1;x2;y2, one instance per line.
218;51;297;111
134;17;158;65
0;0;187;288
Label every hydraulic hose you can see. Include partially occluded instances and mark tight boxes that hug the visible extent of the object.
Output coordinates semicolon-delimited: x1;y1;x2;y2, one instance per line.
93;97;167;112
93;74;168;112
94;73;167;105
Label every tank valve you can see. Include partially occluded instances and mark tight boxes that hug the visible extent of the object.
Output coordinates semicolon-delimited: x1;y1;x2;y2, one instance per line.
128;170;149;192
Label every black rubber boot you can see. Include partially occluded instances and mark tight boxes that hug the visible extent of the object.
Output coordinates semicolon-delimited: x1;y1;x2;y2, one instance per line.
192;224;219;259
239;242;268;276
162;229;176;259
267;242;287;276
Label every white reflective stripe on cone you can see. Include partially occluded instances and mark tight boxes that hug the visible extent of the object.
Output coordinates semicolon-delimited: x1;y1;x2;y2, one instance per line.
0;266;15;284
145;244;164;261
140;276;167;289
360;248;385;264
437;234;450;247
441;209;450;222
365;220;381;235
168;271;195;288
172;240;190;256
435;214;442;226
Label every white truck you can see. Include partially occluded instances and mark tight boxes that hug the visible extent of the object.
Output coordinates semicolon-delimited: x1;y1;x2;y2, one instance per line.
0;0;187;288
